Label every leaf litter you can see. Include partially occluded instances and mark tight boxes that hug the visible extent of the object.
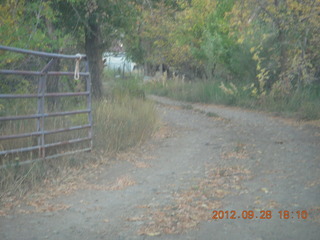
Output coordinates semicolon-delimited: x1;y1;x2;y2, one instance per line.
0;139;156;216
0;167;136;216
137;165;252;235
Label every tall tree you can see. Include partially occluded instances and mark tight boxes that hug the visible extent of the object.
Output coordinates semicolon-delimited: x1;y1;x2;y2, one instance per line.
229;0;320;91
65;0;138;98
0;0;74;95
1;0;136;98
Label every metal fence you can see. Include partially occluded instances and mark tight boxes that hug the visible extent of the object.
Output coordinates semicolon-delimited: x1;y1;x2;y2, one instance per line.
0;45;92;168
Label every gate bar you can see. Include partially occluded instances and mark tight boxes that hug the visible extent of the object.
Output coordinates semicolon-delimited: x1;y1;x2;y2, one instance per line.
0;110;90;121
0;148;92;170
0;92;89;99
0;45;86;59
0;70;90;76
0;137;92;156
0;124;91;141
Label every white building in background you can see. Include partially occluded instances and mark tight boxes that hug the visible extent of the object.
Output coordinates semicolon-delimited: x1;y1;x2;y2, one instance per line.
103;52;136;73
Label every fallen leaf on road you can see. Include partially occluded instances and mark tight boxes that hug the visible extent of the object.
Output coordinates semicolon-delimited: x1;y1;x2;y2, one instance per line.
142;230;161;236
109;175;136;191
134;161;151;168
267;200;280;209
138;165;251;234
127;216;146;222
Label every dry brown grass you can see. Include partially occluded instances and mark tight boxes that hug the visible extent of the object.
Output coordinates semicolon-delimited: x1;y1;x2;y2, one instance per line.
93;97;158;153
0;96;158;214
0;164;137;216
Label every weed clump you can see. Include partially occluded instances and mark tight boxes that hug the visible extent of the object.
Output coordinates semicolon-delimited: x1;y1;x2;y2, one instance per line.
93;96;157;153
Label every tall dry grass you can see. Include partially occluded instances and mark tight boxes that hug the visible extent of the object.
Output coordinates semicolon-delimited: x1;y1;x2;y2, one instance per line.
93;96;157;153
0;76;158;200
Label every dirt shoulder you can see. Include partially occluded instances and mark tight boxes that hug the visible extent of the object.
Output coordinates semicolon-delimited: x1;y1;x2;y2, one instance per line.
1;95;320;240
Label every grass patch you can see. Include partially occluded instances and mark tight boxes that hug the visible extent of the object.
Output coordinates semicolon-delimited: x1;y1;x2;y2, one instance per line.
93;96;157;153
146;80;320;120
206;112;220;118
181;104;193;110
145;80;238;104
97;71;158;153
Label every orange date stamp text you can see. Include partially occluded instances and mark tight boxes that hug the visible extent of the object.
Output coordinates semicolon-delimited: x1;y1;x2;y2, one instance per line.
212;210;308;220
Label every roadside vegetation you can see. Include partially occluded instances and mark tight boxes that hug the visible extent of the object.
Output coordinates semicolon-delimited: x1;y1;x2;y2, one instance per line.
131;0;320;121
0;71;157;199
94;70;157;153
1;0;319;202
146;79;320;120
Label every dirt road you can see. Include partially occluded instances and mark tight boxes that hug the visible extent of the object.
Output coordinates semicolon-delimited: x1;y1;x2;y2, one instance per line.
1;95;320;240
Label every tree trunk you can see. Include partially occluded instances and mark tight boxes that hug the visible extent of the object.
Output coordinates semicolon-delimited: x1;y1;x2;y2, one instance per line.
85;20;103;99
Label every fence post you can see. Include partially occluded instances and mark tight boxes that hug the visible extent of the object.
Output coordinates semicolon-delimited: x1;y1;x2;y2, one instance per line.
37;74;46;159
37;58;55;159
85;60;93;150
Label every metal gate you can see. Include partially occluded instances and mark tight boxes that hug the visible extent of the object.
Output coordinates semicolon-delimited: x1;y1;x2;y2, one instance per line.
0;45;92;168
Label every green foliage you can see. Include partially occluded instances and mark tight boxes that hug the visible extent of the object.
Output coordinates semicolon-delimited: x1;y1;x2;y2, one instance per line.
146;79;320;120
126;0;320;96
146;80;231;104
111;77;146;100
206;111;220;118
103;69;146;100
198;0;236;78
229;0;320;91
130;0;320;121
0;0;160;199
